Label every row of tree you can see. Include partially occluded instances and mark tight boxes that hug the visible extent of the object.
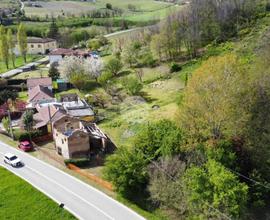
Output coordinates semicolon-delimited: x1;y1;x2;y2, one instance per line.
0;23;27;69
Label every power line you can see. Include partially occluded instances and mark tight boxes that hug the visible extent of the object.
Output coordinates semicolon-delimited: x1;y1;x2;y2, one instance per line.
147;158;232;220
226;167;270;190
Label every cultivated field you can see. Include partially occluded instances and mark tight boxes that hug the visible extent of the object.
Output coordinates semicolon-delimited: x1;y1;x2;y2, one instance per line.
24;0;174;20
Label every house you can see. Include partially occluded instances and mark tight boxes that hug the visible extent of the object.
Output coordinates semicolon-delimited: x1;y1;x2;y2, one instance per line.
60;94;95;122
28;85;55;106
53;115;90;159
53;115;114;159
15;37;57;55
27;77;53;91
49;48;90;64
33;105;66;134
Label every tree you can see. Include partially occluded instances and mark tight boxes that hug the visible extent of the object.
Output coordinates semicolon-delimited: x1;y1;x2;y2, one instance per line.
103;147;148;199
47;18;59;39
121;76;143;95
59;56;88;89
148;157;188;216
17;23;27;63
0;26;9;69
48;62;60;81
134;119;183;159
22;110;34;132
105;57;123;76
7;29;16;68
0;89;18;106
2;117;11;133
106;3;112;10
84;57;103;81
183;160;248;219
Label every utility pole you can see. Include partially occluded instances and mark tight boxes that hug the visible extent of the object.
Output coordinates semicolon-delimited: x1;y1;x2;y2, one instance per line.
7;110;14;140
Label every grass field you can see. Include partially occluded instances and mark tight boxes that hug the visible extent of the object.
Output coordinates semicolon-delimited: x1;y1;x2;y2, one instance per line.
24;0;174;19
0;55;42;74
0;166;75;220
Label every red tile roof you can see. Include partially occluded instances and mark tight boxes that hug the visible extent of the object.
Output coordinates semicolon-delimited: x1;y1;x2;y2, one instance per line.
49;48;89;56
28;85;54;103
27;77;52;89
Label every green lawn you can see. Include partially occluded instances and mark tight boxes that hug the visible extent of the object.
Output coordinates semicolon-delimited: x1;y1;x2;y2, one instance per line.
0;166;76;220
0;55;43;74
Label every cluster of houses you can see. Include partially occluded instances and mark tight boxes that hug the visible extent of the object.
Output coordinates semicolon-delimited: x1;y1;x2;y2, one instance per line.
23;76;114;159
15;37;97;64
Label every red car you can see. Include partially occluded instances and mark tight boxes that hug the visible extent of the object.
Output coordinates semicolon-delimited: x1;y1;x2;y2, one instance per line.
18;141;33;152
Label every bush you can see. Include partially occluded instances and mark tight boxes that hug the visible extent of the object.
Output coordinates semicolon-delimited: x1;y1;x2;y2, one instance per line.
64;158;90;167
16;130;42;141
170;63;182;73
121;76;143;95
98;71;113;86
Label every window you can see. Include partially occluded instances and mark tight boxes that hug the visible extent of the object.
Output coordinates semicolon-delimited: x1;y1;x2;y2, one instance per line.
62;139;64;144
57;147;62;155
31;44;34;48
38;44;41;48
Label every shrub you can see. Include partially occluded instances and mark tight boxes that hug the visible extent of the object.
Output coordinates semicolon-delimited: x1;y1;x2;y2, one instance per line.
98;71;113;86
16;130;42;141
170;63;182;73
64;158;90;167
121;76;143;95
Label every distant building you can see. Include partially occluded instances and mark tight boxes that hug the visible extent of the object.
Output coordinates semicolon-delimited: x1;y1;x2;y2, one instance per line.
49;48;90;64
15;37;57;55
27;77;53;92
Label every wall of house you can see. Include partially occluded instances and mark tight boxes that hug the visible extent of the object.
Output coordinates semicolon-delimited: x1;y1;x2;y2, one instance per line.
14;41;57;55
67;131;90;159
53;130;70;158
49;55;63;64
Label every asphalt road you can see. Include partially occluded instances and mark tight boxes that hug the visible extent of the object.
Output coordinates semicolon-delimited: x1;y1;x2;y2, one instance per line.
0;141;145;220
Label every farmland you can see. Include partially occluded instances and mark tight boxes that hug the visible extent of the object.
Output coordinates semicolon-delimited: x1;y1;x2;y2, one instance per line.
0;166;75;220
24;0;175;21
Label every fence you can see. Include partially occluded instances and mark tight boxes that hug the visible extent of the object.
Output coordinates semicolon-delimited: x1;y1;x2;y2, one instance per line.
67;163;113;191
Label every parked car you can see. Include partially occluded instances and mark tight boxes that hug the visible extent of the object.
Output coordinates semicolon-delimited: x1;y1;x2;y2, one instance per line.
18;141;33;152
4;153;22;167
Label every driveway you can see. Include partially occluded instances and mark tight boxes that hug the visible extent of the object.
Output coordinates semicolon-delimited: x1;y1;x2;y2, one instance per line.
0;141;145;220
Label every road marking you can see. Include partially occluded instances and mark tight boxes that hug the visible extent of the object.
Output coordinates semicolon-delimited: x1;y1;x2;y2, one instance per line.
24;165;114;220
0;142;145;220
0;162;84;220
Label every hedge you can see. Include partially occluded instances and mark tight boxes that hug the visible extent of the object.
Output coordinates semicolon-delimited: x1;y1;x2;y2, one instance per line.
64;158;90;167
15;131;43;141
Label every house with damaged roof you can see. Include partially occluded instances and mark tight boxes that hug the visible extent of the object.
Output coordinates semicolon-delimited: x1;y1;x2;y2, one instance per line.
53;115;115;159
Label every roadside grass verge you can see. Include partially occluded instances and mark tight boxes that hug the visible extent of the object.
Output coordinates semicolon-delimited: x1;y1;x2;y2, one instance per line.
0;55;43;74
0;166;76;220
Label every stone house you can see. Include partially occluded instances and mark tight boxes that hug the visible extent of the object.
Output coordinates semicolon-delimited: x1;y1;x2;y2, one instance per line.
15;37;57;55
53;115;90;159
52;115;115;159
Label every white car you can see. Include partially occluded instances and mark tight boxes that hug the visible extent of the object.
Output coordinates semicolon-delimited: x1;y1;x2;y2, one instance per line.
4;153;22;167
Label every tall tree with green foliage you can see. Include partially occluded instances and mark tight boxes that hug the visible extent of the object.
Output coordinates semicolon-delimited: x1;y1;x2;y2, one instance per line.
183;160;248;219
134;119;183;159
103;147;148;199
17;23;27;63
47;18;59;39
2;117;11;134
22;110;34;132
0;26;9;69
7;29;16;68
